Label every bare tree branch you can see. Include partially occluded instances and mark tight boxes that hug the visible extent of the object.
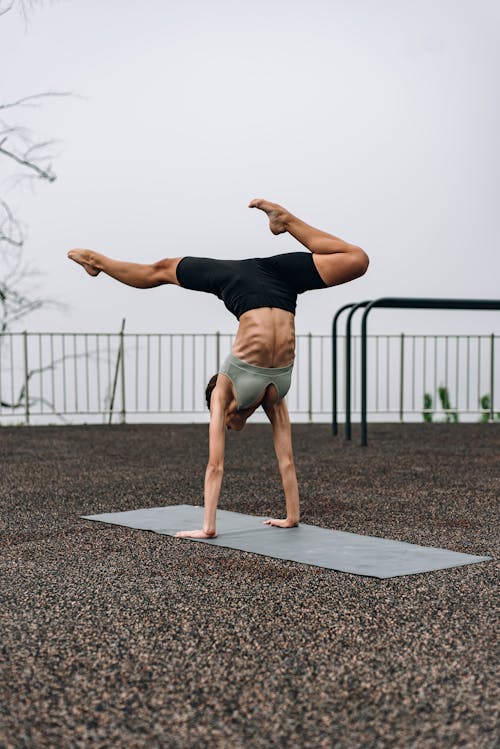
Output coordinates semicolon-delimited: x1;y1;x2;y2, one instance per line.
0;91;73;111
0;1;73;334
0;141;56;181
0;2;14;17
0;0;46;24
0;199;24;247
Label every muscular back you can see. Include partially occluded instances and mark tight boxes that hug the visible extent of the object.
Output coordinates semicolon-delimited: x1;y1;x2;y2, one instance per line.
232;308;296;367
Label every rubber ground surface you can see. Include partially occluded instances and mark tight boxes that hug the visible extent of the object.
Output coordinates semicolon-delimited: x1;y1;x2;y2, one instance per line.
1;423;498;748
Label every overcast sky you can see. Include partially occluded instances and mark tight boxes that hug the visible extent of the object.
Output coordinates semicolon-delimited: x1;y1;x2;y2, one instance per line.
2;0;499;335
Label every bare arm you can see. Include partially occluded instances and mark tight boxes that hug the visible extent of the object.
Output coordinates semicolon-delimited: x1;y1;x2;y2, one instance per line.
263;398;300;528
175;395;226;539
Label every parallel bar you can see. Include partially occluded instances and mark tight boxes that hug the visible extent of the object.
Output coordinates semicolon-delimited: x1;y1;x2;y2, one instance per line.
331;303;356;435
344;301;371;440
360;297;500;446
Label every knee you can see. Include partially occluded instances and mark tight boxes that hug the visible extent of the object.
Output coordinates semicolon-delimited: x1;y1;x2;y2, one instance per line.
152;258;174;284
353;247;370;277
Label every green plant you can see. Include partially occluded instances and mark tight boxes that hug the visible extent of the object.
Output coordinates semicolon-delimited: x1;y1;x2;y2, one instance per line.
479;394;500;422
438;385;459;422
422;392;433;423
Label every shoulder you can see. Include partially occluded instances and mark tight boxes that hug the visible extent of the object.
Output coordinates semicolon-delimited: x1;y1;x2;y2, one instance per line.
212;373;235;410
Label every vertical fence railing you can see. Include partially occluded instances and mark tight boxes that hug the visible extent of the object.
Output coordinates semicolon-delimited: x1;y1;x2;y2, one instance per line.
0;331;498;424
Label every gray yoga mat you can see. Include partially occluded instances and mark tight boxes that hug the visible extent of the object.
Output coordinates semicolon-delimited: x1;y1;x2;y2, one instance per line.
81;504;491;579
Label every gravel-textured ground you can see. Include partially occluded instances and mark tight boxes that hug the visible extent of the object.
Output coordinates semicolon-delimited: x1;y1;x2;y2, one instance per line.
0;423;498;749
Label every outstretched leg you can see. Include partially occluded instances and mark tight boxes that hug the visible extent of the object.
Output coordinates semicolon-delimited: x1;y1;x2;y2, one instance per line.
67;249;182;288
249;199;369;286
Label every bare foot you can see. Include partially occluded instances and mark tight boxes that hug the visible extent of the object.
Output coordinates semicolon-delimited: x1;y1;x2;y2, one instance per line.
175;529;217;539
248;199;291;235
67;249;101;276
262;518;299;528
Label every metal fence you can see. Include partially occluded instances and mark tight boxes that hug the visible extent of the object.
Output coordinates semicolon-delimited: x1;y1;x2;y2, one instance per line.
0;330;498;424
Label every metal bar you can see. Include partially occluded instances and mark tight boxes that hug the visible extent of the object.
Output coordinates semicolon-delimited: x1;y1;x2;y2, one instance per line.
344;301;371;441
120;321;126;423
135;335;139;411
23;331;30;425
146;335;151;412
411;336;415;412
192;335;196;410
423;335;427;411
10;333;14;414
85;334;89;412
331;303;356;435
169;335;173;410
399;333;404;422
320;335;324;413
62;335;67;414
466;336;470;411
108;320;125;425
478;336;481;415
181;335;185;412
386;336;390;413
308;333;312;422
433;336;437;408
106;335;111;415
490;333;495;422
158;335;162;411
39;334;43;413
73;334;78;414
445;335;449;392
295;336;300;409
96;335;101;412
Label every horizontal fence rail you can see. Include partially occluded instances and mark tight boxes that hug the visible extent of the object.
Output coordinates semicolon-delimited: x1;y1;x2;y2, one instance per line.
0;331;498;424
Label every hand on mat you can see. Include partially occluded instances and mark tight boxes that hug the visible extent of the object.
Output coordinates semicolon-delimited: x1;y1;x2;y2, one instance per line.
175;529;217;539
262;518;299;528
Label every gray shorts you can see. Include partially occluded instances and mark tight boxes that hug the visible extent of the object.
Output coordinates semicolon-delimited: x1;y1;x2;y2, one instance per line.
219;352;294;410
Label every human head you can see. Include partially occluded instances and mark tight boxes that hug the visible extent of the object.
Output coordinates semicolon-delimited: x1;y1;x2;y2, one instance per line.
205;374;218;410
205;373;256;431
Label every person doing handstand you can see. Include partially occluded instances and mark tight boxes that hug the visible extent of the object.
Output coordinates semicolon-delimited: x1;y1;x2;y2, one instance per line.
67;199;369;539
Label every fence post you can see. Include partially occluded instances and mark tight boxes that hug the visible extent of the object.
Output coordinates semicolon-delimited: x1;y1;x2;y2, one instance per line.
120;319;126;424
490;333;495;423
308;333;312;422
399;333;405;422
108;319;125;425
23;331;30;425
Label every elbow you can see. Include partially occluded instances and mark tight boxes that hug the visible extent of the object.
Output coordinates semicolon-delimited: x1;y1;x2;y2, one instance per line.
279;456;295;472
206;462;224;475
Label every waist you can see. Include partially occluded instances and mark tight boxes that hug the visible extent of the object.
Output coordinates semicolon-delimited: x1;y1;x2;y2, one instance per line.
223;352;294;375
